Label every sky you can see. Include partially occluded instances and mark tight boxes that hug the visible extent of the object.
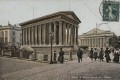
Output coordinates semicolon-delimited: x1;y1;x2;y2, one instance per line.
0;0;120;36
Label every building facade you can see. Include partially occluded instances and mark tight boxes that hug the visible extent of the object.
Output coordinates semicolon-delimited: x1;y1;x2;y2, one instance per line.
78;28;117;49
20;11;81;61
0;23;22;48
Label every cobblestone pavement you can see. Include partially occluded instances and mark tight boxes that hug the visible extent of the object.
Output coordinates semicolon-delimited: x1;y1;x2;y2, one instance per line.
1;54;120;80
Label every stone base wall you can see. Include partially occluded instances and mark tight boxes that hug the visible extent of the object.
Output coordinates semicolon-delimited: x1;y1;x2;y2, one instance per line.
31;45;78;62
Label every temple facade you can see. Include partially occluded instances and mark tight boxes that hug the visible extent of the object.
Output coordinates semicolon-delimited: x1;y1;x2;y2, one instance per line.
20;11;81;61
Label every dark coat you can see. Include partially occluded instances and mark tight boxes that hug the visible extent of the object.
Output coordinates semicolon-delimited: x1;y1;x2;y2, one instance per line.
113;51;119;63
105;49;111;62
99;50;104;59
77;49;83;59
58;50;64;63
93;51;98;59
89;50;94;58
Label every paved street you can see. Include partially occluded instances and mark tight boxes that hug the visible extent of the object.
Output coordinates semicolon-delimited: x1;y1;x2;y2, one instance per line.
0;54;120;80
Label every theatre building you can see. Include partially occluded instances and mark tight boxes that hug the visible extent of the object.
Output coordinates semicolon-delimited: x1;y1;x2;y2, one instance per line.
78;28;117;49
20;11;81;61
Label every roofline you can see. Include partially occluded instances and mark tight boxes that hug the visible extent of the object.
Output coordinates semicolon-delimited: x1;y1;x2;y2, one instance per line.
19;11;81;26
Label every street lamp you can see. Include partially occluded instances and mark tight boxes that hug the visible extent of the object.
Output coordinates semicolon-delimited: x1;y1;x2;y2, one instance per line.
49;32;53;64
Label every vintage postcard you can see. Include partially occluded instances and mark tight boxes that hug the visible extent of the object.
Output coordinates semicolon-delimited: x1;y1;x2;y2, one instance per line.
0;0;120;80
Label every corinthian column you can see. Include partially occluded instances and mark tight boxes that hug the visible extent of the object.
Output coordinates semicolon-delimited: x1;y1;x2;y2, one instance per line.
39;25;41;45
74;27;76;45
76;26;78;45
35;26;37;45
59;21;62;45
67;24;69;45
42;24;46;45
49;23;52;45
54;22;56;45
22;29;24;45
71;25;73;45
63;22;66;45
69;25;71;44
28;27;30;45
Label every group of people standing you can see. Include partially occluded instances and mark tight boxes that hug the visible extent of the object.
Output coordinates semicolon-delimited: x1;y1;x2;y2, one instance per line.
56;47;120;64
89;47;120;63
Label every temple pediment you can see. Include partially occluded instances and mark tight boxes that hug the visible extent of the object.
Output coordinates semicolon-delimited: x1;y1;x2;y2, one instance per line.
59;11;81;23
20;11;81;26
83;28;108;35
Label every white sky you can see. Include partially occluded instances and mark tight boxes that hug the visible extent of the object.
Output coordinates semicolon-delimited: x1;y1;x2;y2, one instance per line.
0;0;120;35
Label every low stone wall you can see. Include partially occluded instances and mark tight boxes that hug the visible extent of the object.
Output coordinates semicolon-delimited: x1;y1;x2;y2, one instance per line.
32;45;77;62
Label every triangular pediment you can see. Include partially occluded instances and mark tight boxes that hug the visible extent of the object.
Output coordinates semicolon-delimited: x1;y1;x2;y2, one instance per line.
59;11;81;23
83;28;107;35
20;11;81;26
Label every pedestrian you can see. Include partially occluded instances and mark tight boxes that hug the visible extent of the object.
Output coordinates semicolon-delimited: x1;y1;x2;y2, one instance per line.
93;48;98;61
69;50;73;61
99;48;104;62
113;48;119;63
77;48;83;63
105;47;111;63
89;48;94;60
58;47;64;64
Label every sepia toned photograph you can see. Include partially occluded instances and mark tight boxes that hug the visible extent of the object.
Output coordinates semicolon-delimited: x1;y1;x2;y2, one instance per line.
0;0;120;80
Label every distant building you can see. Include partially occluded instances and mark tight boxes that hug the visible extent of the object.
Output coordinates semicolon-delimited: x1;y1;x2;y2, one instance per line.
20;11;81;61
0;23;21;48
78;28;117;49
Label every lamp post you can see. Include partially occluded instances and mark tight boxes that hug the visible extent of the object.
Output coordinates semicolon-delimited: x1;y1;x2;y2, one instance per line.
49;32;53;64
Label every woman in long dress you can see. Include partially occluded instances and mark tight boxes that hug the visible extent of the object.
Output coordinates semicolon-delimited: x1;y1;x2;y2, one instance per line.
89;48;94;60
99;48;104;62
58;48;64;63
93;48;98;61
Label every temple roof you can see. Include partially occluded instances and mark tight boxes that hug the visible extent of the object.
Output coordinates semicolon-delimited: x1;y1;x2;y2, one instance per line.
79;28;115;37
19;11;81;26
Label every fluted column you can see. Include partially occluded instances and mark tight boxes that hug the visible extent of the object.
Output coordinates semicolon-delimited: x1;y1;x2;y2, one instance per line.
63;22;66;45
30;27;32;45
70;25;73;45
48;23;51;45
100;38;101;47
59;21;62;45
43;24;46;44
103;37;106;47
28;27;30;45
35;26;37;45
22;29;24;45
74;27;76;45
39;25;41;45
67;24;69;44
41;25;44;44
54;22;56;45
76;26;78;45
33;26;35;45
25;28;26;45
69;25;72;44
26;28;28;45
72;25;75;44
31;27;34;45
42;24;45;45
92;38;94;47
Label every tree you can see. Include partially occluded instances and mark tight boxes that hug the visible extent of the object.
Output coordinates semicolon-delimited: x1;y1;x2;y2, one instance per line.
109;35;118;47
